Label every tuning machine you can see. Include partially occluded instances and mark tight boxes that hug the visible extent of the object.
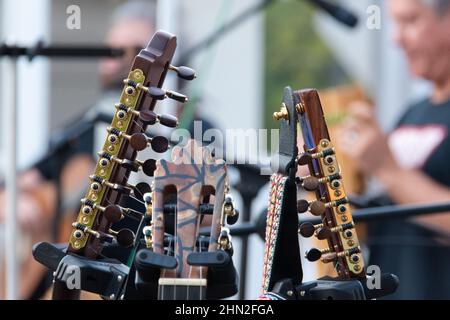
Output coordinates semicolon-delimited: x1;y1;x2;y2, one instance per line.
218;227;233;256
296;199;326;216
97;151;157;176
71;222;133;247
115;104;178;128
109;228;135;248
128;133;169;153
122;79;188;103
223;194;239;225
305;246;361;264
168;64;197;81
89;174;132;195
273;103;289;121
297;147;336;166
299;221;355;241
132;182;152;199
297;196;348;216
142;191;154;249
106;127;169;153
296;173;342;192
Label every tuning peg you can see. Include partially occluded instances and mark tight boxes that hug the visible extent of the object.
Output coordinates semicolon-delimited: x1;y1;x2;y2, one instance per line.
146;86;188;103
310;201;326;216
297;199;310;213
296;173;342;192
299;147;336;162
305;247;331;262
316;227;332;240
227;208;239;225
72;222;99;239
103;205;123;224
89;174;131;195
129;133;169;153
218;227;233;255
97;150;140;172
169;65;197;81
143;192;152;205
223;194;239;225
296;176;319;192
297;153;312;166
305;248;326;262
110;228;135;247
72;222;114;243
133;182;152;199
298;222;318;238
114;104;178;128
273;103;289;121
138;110;178;128
80;199;124;223
121;79;188;103
300;196;349;217
319;222;356;240
323;247;362;264
141;159;157;177
106;127;169;153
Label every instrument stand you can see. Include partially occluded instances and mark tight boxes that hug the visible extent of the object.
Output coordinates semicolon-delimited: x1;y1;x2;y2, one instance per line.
264;274;399;300
33;242;129;300
33;240;239;300
123;241;239;300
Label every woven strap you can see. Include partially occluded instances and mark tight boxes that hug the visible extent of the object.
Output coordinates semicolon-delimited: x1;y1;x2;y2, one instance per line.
261;174;288;294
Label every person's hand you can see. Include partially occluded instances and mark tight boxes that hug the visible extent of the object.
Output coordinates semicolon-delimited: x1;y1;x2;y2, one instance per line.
337;101;399;177
0;170;54;234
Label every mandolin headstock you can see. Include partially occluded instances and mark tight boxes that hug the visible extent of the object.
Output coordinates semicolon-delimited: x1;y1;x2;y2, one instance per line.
67;30;196;259
270;87;365;282
292;89;365;279
135;139;239;300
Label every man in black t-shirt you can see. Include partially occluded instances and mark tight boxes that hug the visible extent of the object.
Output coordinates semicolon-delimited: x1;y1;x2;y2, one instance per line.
339;0;450;299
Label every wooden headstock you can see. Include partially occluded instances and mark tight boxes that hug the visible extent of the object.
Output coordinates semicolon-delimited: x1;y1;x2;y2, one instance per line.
53;30;196;299
143;140;237;300
293;89;365;279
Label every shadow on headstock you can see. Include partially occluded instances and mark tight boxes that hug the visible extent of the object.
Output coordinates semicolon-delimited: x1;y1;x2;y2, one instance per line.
134;140;239;300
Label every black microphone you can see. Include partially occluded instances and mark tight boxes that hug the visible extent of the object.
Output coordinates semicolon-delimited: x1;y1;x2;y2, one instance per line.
306;0;359;28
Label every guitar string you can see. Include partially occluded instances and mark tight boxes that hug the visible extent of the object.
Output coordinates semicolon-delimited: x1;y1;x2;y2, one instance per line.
174;202;178;300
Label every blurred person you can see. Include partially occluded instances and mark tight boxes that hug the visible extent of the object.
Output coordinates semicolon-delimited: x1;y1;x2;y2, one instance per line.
338;0;450;299
0;0;158;299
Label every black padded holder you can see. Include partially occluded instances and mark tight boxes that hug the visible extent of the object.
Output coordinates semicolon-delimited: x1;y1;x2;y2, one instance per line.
267;273;399;300
32;242;129;299
297;278;366;300
133;247;238;300
187;251;230;267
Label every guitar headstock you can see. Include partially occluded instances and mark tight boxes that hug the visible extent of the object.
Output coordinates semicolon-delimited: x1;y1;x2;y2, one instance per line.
68;30;196;258
137;140;238;300
272;88;365;280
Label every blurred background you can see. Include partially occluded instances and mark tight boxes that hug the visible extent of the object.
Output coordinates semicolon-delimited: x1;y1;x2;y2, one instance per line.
0;0;444;300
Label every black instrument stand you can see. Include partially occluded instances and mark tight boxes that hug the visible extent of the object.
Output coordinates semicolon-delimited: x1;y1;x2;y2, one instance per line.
32;240;239;300
263;273;399;300
33;242;130;300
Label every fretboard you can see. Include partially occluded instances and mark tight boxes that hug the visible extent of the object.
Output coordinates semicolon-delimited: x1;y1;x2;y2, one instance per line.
158;278;207;300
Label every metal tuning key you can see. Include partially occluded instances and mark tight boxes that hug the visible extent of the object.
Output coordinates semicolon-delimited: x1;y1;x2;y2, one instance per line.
168;64;197;81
